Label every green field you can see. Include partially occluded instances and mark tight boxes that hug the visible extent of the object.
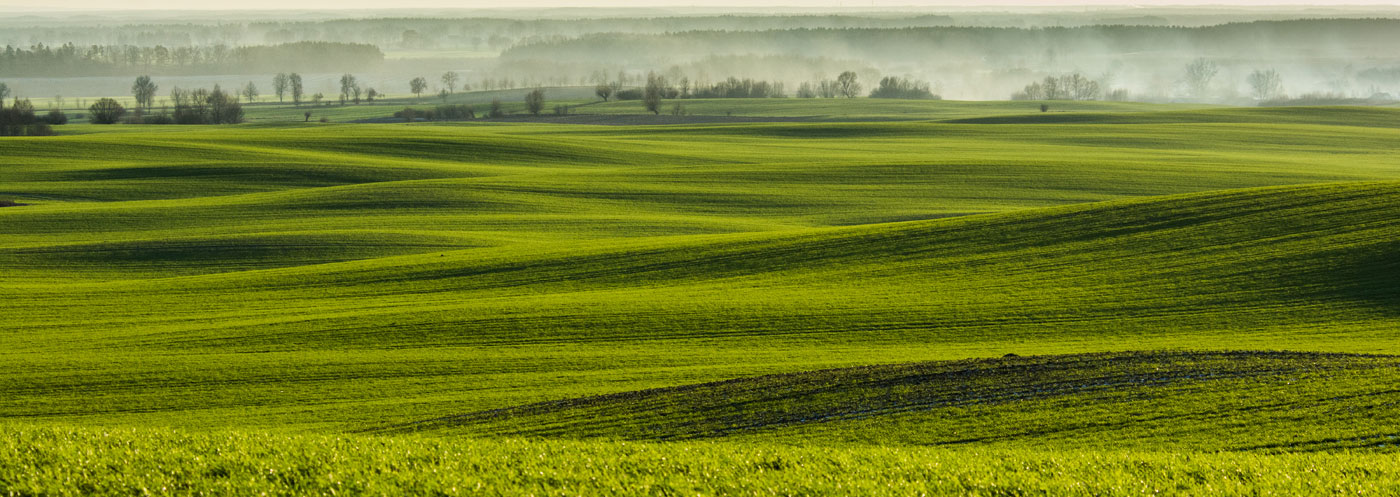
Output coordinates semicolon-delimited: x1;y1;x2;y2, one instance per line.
4;101;1400;494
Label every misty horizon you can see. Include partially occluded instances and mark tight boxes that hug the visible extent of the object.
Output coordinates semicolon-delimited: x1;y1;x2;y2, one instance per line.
8;1;1400;12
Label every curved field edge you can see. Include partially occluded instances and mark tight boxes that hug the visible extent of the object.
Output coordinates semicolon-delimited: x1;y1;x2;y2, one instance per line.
3;424;1398;497
3;182;1400;431
385;351;1400;452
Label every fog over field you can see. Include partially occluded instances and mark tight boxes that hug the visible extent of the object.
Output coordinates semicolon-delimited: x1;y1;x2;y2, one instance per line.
3;5;1400;103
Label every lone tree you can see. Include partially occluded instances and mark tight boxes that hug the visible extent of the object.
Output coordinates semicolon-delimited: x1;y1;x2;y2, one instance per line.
1247;69;1284;101
88;98;126;124
339;74;359;105
365;88;379;102
441;71;460;94
272;73;289;103
525;88;545;116
595;83;613;102
242;81;259;103
643;72;665;114
131;75;158;110
0;83;9;108
836;71;862;98
289;73;304;106
409;77;428;100
1184;58;1218;98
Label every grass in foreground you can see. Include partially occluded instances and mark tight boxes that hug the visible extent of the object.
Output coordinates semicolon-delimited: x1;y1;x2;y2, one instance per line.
5;424;1399;496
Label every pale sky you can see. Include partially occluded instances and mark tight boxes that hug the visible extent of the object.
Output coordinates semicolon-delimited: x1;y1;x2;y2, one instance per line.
6;0;1400;11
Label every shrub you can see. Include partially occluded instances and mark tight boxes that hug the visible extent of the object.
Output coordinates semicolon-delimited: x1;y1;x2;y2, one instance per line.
88;98;126;124
435;104;475;120
395;105;475;122
615;88;643;101
40;109;67;125
869;77;939;99
0;99;53;135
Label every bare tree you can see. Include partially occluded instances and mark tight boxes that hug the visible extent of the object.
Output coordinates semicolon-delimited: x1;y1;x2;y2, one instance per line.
836;71;861;98
1247;69;1284;101
339;74;358;105
441;71;460;94
525;88;545;116
1184;58;1219;98
410;77;428;100
272;73;289;103
595;83;613;102
643;72;665;114
290;73;304;106
131;75;158;110
241;81;259;103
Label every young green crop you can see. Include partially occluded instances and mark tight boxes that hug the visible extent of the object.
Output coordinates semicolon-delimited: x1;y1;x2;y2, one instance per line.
6;424;1400;497
3;103;1400;497
3;108;1400;432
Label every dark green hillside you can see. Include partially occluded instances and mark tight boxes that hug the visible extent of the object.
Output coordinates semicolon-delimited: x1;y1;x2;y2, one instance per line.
397;351;1400;452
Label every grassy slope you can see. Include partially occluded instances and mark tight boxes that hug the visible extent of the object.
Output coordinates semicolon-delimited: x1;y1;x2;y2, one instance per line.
401;351;1400;452
5;104;1400;493
4;169;1400;428
235;92;1211;124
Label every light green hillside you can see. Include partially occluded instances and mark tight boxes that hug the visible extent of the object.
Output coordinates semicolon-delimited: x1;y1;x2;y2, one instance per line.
5;102;1400;494
4;179;1400;429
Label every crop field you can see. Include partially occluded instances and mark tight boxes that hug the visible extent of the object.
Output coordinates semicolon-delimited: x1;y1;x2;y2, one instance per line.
4;101;1400;494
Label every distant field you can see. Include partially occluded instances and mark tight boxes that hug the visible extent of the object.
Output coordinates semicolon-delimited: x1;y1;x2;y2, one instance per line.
4;102;1400;494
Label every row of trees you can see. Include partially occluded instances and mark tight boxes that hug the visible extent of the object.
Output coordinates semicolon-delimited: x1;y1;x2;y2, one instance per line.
0;98;63;136
1011;62;1288;101
0;42;383;77
795;73;862;99
408;72;469;101
336;74;381;105
168;86;245;124
867;76;939;99
1012;73;1109;101
91;80;246;125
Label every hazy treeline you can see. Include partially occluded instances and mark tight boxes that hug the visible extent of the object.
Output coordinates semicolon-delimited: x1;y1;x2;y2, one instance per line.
8;7;1400;50
0;15;960;52
501;19;1400;100
504;20;1400;65
0;42;383;77
9;13;1400;103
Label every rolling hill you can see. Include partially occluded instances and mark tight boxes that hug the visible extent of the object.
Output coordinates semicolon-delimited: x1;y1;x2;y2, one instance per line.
3;104;1400;494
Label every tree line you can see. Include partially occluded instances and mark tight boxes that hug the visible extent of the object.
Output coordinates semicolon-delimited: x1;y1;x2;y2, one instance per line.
0;95;66;136
0;42;383;77
504;20;1400;66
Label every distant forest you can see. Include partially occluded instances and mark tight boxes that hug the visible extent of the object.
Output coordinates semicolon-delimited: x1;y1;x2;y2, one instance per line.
0;16;958;51
502;20;1400;66
0;41;383;77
